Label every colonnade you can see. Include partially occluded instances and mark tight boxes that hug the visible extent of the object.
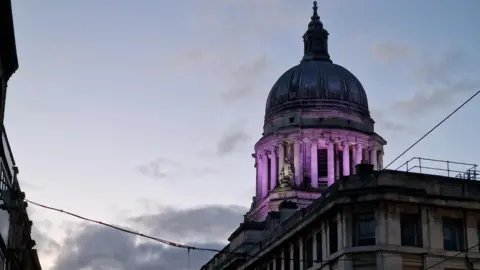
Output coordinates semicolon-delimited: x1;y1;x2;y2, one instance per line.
256;140;383;200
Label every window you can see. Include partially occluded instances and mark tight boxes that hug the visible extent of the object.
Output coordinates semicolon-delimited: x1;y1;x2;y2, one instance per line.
317;149;328;177
443;217;465;251
304;236;314;268
293;241;300;269
284;247;290;270
353;212;376;246
401;214;423;247
329;220;338;254
315;231;322;262
335;146;343;179
275;255;282;270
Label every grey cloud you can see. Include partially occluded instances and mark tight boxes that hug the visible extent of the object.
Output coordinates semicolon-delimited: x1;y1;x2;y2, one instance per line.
370;42;413;63
222;54;270;101
371;110;408;132
137;158;180;179
31;226;61;256
217;120;251;156
137;158;219;180
391;48;479;117
391;80;479;117
414;48;471;85
52;205;246;270
130;205;247;243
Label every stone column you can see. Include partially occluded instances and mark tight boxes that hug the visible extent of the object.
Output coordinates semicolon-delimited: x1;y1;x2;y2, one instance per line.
378;149;384;170
355;143;362;166
269;148;277;191
278;142;285;177
327;142;335;186
311;142;318;188
258;153;268;198
369;147;377;170
294;141;301;186
342;142;350;176
254;158;260;200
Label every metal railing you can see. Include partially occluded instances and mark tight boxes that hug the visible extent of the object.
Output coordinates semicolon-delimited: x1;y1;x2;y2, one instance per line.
395;157;479;180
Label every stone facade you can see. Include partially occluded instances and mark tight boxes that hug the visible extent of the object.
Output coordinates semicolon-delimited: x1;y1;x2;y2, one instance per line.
201;165;480;270
201;2;478;270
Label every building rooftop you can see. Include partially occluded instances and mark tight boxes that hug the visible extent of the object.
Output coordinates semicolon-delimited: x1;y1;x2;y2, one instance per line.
200;159;480;269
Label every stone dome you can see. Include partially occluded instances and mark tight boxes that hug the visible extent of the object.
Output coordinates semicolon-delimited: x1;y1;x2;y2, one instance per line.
265;61;369;120
264;1;370;125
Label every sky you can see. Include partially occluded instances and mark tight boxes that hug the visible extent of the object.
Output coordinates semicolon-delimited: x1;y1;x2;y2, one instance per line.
6;0;480;269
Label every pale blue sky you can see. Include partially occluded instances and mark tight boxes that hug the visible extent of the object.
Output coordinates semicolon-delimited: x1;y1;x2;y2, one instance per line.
6;1;480;269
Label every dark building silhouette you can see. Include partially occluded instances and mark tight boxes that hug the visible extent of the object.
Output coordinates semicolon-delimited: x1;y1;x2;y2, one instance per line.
0;0;19;126
0;1;41;269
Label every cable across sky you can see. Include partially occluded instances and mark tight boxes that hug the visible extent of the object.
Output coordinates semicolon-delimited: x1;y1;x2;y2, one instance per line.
26;90;480;268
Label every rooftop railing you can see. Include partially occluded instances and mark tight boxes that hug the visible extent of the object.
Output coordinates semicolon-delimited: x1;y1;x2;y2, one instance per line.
395;157;479;180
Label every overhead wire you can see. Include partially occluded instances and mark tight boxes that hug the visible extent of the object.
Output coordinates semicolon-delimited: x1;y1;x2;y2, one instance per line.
245;89;480;267
25;90;479;267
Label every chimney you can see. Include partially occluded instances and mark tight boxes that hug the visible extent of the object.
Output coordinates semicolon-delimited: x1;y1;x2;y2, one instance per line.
356;160;374;178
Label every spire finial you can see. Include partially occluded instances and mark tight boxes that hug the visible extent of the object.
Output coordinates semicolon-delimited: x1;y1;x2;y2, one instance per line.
312;1;319;19
302;1;332;62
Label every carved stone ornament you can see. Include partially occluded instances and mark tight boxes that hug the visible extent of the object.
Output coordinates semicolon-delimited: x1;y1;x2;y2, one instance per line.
279;157;294;188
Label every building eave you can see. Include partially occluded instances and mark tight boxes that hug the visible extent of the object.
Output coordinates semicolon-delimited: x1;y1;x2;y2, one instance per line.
0;0;19;83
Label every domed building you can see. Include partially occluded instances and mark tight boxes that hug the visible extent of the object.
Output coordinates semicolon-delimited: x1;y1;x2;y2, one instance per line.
248;1;385;221
201;3;480;270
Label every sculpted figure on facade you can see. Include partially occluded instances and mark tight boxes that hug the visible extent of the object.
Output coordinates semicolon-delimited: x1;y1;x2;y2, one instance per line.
279;157;294;188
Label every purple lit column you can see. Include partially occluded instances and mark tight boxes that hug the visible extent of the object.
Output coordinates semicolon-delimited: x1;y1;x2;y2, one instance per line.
269;148;277;190
294;141;301;186
342;142;350;176
327;142;335;186
310;142;318;188
369;148;377;170
355;143;362;166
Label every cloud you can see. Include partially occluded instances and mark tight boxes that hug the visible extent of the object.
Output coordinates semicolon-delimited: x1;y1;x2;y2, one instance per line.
32;226;62;256
221;54;270;101
129;205;247;243
137;158;181;180
137;158;219;180
370;42;413;63
391;49;479;117
391;80;479;117
371;110;408;132
51;205;247;270
216;120;251;156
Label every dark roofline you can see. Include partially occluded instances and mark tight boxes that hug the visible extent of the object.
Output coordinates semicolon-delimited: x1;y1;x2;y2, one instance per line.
227;221;265;242
0;0;19;82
